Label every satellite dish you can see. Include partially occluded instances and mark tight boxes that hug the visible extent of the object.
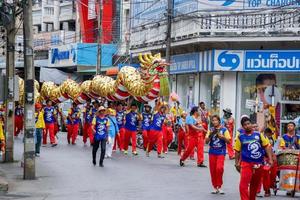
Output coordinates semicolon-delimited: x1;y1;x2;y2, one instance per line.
264;85;281;106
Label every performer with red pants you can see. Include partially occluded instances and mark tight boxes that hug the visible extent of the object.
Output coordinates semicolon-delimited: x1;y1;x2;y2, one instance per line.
43;100;57;146
146;105;166;158
67;102;81;145
114;103;125;151
53;105;61;136
177;112;187;155
123;104;139;155
205;115;231;194
180;107;204;166
197;126;207;167
14;103;24;137
234;117;273;200
221;108;235;159
141;104;152;150
162;117;173;154
257;128;278;197
83;101;94;145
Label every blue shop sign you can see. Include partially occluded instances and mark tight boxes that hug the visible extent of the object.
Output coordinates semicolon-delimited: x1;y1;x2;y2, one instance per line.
49;43;117;68
244;50;300;71
213;50;300;72
49;44;77;67
170;53;199;74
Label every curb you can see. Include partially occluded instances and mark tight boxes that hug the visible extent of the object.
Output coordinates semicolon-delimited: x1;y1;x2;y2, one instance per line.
0;176;8;194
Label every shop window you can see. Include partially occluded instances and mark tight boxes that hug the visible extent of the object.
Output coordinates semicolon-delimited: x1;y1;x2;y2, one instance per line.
176;74;195;111
239;73;300;134
210;74;221;116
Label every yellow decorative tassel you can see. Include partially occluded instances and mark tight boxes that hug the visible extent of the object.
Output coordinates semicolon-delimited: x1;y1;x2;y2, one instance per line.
159;75;170;97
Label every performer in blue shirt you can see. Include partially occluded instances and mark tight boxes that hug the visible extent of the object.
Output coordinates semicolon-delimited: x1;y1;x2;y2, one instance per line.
114;102;125;151
147;105;166;158
141;104;153;150
123;104;140;155
92;106;109;167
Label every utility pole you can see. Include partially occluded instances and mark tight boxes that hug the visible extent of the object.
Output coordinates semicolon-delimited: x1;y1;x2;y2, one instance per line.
23;0;35;180
165;0;173;65
165;0;173;99
4;1;15;162
96;0;102;75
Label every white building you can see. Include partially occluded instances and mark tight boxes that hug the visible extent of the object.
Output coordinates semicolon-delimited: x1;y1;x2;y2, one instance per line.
130;0;300;133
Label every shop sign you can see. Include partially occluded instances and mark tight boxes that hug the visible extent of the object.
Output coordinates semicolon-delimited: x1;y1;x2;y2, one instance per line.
213;50;300;72
49;44;77;67
170;53;199;74
244;51;300;71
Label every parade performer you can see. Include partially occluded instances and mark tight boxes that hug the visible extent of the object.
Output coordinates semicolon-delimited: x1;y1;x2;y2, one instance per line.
180;107;204;167
163;106;174;154
0;109;5;154
43;100;58;146
205;115;231;194
234;117;273;200
83;101;94;145
106;108;119;158
280;121;300;149
177;112;187;155
123;104;139;155
198;102;209;131
221;108;235;159
170;101;183;124
14;103;24;137
35;103;45;156
147;105;166;158
114;102;125;151
92;106;109;167
67;102;81;145
257;128;277;197
53;104;62;137
197;112;207;168
141;104;152;150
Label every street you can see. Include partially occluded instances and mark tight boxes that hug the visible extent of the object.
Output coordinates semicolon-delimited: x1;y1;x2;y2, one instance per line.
0;133;298;200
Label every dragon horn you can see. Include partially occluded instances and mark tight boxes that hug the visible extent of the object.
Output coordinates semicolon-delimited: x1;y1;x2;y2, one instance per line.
138;53;147;64
154;53;161;60
149;53;155;60
144;53;151;63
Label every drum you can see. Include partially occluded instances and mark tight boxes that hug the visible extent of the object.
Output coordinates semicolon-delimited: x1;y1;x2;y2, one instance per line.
279;169;300;192
277;150;300;193
277;149;300;170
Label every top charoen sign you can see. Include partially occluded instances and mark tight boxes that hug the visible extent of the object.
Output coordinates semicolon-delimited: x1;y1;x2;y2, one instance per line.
213;50;300;71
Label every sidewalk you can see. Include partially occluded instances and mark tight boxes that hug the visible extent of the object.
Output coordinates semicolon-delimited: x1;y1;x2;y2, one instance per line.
0;164;9;194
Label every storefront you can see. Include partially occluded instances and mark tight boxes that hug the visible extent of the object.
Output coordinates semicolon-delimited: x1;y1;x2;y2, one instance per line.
172;49;300;134
170;53;200;110
213;49;300;134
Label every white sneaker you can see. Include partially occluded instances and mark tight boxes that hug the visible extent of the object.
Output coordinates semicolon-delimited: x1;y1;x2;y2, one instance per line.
211;188;219;194
218;189;225;194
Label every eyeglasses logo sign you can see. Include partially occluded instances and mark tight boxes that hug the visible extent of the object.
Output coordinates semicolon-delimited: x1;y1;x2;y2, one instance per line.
217;51;241;70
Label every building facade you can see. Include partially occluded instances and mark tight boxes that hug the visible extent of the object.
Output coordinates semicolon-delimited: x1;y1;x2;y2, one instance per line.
129;0;300;131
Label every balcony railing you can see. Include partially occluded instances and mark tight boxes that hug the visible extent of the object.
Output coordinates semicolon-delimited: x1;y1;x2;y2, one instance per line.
130;9;300;48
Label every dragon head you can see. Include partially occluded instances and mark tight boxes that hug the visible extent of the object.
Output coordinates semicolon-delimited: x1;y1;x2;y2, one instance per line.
138;53;170;97
138;53;169;77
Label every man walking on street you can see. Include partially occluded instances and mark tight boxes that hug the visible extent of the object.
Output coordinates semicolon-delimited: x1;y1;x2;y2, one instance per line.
234;117;273;200
92;106;109;167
